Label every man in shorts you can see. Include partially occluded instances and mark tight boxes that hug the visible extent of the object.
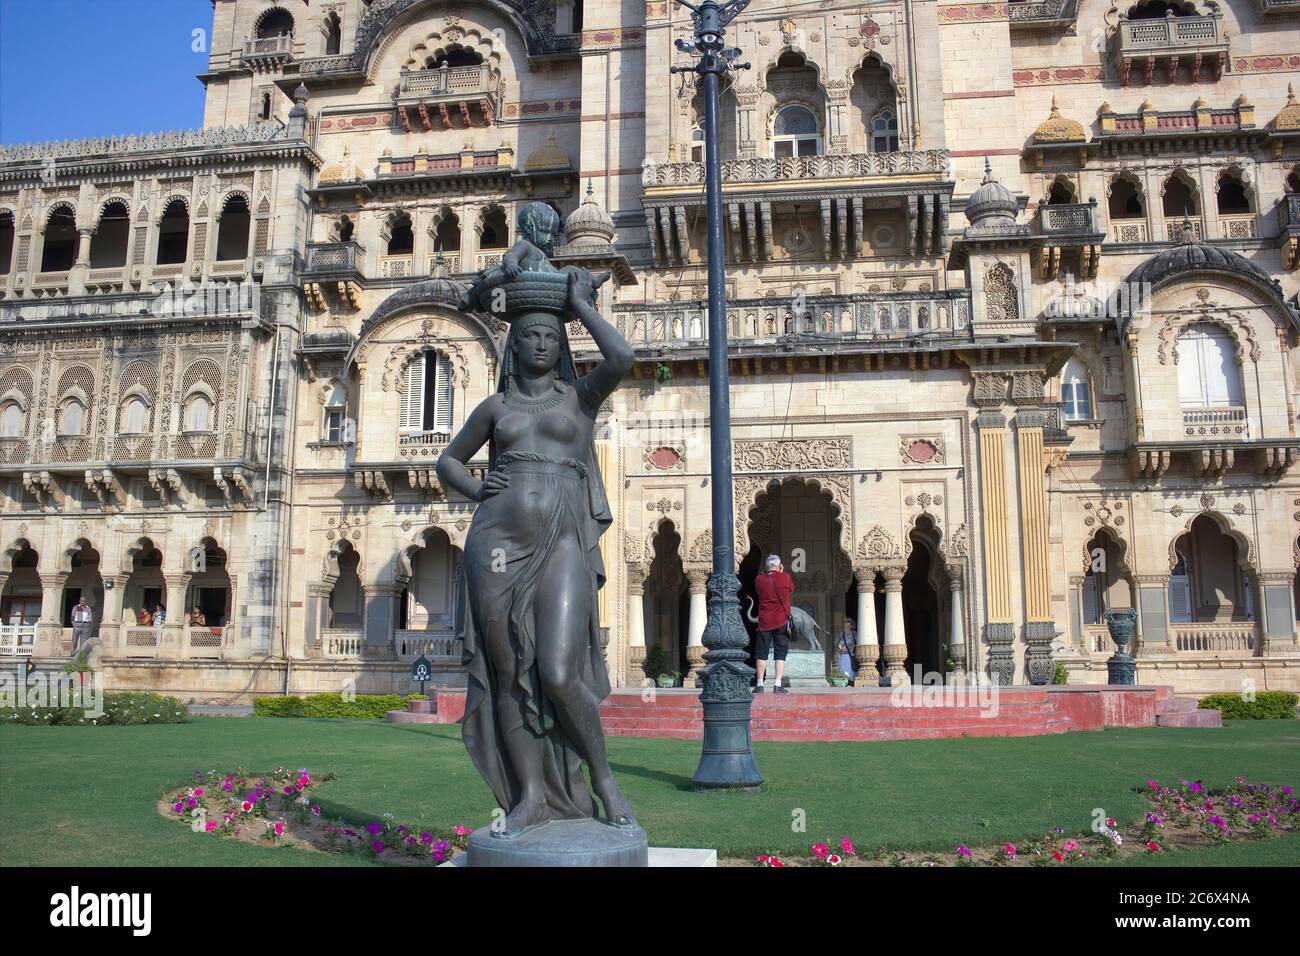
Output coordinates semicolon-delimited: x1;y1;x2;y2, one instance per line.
752;553;794;693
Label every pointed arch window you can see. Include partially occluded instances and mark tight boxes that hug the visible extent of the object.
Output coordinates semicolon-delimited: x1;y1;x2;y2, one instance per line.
324;382;348;443
120;397;149;435
59;398;85;436
1060;357;1093;421
772;105;820;158
869;109;899;152
0;401;23;438
399;351;454;435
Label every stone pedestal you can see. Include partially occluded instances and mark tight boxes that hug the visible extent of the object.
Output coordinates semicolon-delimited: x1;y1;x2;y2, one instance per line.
881;643;909;686
763;648;825;687
465;818;648;867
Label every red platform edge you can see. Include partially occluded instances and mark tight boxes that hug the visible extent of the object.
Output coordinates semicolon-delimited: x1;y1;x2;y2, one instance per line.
418;685;1215;741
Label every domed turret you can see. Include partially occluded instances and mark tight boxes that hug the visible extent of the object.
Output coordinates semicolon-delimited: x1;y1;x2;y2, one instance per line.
1031;98;1086;144
563;181;616;248
964;158;1019;233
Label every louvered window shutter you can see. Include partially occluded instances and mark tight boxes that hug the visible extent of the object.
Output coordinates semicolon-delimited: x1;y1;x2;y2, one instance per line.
435;352;454;433
400;353;425;432
1168;573;1192;624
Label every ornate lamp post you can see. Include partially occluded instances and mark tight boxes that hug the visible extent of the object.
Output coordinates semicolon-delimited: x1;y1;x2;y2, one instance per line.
671;0;762;789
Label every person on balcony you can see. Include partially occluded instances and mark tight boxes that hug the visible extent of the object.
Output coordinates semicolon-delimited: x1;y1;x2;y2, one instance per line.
187;606;206;627
137;607;152;626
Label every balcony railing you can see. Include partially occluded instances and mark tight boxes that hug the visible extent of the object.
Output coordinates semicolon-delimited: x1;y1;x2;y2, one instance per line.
475;252;504;272
398;431;451;459
322;630;364;658
1109;219;1148;243
0;623;35;656
1038;202;1102;236
1279;194;1300;230
607;290;972;350
1173;621;1255;653
1217;213;1256;240
242;34;294;67
1115;14;1228;84
427;253;461;274
1165;218;1203;243
645;150;951;189
1183;406;1247;439
306;241;365;276
395;630;462;660
379;255;413;278
399;64;493;99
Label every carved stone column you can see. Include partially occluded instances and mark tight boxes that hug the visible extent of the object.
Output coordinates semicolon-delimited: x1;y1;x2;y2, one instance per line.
362;583;401;656
881;564;909;686
946;562;968;680
303;582;331;656
1133;573;1175;657
162;572;191;654
1014;394;1056;686
100;572;129;651
35;571;69;657
1255;570;1297;655
853;566;880;684
626;564;648;685
684;569;709;688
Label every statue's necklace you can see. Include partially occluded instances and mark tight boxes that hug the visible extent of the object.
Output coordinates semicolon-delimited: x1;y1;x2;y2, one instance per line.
504;381;567;414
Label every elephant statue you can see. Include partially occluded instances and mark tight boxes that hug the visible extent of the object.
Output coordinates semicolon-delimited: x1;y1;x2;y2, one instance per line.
744;596;827;652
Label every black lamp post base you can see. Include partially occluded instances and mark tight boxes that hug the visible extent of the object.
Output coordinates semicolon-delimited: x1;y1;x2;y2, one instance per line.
692;698;764;789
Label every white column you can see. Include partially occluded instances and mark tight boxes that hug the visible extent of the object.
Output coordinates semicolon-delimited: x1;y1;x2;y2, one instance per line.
881;564;909;686
626;565;647;685
854;567;880;684
684;569;708;687
947;564;967;681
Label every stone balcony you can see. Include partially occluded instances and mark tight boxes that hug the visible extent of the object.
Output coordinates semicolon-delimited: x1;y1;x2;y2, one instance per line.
1114;14;1229;85
241;34;294;71
589;289;972;358
1007;0;1077;29
1033;201;1105;279
396;64;499;128
642;150;954;263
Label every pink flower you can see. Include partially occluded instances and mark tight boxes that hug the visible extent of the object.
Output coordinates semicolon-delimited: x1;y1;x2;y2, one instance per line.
957;846;972;858
205;822;218;832
283;786;293;795
840;837;855;856
1002;843;1016;859
193;788;204;797
274;820;285;836
812;843;829;859
1105;818;1116;827
1147;779;1158;789
454;824;472;836
311;805;321;816
1062;839;1079;852
172;802;184;813
825;853;842;866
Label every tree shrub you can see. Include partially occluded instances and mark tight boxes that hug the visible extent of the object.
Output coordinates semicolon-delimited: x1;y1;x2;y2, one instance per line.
1197;691;1297;721
253;693;415;719
1;691;187;725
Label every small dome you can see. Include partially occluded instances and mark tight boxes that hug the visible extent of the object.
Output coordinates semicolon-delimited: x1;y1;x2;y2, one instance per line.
524;131;570;172
1270;84;1300;131
1032;98;1086;144
1121;224;1284;307
564;181;615;247
964;158;1018;230
319;144;363;184
302;326;354;349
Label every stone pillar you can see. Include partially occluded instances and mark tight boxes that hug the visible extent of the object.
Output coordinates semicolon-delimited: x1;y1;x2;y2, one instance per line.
100;572;129;651
881;564;909;686
363;583;400;656
1256;570;1298;654
304;582;331;656
946;562;968;680
626;565;648;685
1014;405;1056;685
69;228;92;296
35;571;68;657
853;567;880;684
975;401;1016;685
1134;574;1175;657
1067;573;1087;653
684;569;709;688
162;572;191;654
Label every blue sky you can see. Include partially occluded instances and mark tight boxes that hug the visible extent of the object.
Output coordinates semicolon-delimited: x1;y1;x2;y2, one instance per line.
0;0;214;144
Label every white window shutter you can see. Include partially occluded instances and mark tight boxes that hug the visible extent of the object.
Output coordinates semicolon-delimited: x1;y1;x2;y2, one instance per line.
435;352;454;433
400;353;425;432
1178;335;1205;407
1082;573;1101;625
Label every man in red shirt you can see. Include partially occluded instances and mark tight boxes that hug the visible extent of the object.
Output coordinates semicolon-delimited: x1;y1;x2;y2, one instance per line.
753;554;794;693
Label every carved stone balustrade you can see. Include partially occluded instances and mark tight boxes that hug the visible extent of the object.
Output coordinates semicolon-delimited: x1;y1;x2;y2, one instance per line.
1114;14;1229;86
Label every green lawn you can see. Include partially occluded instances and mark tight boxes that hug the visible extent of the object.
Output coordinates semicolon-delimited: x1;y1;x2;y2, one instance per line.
1;718;1298;865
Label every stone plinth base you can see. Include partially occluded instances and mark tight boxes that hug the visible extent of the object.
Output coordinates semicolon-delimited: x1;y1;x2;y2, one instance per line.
444;844;715;867
762;648;825;687
464;818;649;867
385;709;441;724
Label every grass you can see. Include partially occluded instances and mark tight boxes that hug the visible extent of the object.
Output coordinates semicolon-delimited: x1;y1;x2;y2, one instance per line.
1;718;1298;866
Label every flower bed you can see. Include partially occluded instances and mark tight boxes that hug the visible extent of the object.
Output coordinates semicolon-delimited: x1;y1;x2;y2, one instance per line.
158;766;473;865
3;692;187;725
739;776;1298;867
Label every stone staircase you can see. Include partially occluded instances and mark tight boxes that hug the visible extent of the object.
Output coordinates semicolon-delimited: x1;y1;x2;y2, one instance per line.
1154;695;1222;728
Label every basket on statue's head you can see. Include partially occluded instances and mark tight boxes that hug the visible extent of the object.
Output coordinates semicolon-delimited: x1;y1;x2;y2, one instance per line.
459;267;609;319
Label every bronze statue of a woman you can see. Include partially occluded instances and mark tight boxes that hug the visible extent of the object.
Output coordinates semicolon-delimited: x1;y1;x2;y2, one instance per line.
436;202;637;842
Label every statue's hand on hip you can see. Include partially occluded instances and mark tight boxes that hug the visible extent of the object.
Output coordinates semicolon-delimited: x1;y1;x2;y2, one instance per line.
475;470;510;502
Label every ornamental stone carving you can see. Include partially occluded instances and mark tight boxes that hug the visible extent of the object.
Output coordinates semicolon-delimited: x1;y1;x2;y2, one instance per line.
972;370;1008;407
687;529;713;565
858;525;900;561
734;438;851;471
900;437;944;465
983;262;1019;325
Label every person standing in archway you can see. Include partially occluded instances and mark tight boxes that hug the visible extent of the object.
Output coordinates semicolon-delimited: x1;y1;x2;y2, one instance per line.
70;596;93;656
753;554;793;694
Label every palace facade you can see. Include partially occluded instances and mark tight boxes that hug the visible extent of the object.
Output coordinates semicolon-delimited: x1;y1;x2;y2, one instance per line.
2;0;1299;699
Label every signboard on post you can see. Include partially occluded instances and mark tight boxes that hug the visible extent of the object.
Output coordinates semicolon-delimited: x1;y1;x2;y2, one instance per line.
411;655;432;696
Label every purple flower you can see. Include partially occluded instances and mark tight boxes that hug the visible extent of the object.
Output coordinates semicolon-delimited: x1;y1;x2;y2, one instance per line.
957;846;972;858
366;821;383;836
372;841;384;855
420;832;434;845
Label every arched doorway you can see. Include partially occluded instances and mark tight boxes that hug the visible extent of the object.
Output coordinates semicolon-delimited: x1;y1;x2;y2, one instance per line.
399;527;462;656
1170;515;1251;624
902;516;946;680
1082;528;1133;650
123;539;164;624
740;478;853;677
63;541;105;649
0;540;40;654
190;538;232;631
328;541;362;629
644;519;687;683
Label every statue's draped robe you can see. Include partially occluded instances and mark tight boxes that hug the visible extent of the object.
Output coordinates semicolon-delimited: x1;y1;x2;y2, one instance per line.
457;364;612;820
